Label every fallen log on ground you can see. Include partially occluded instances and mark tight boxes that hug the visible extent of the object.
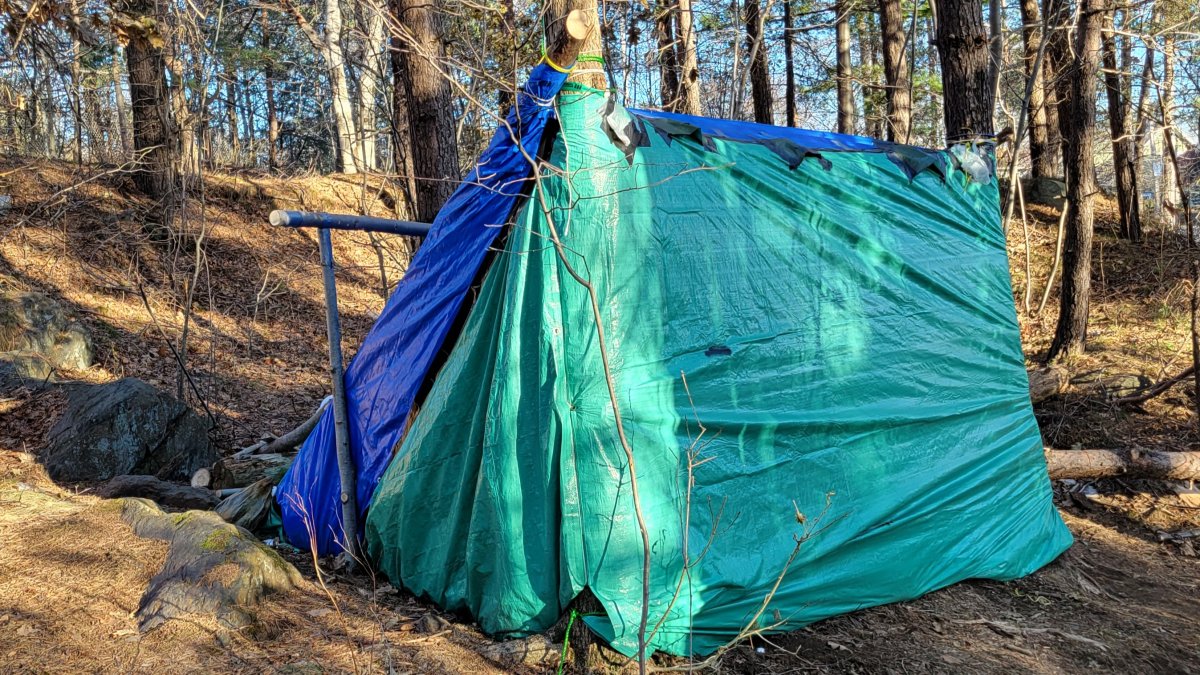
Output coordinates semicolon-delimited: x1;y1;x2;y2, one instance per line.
1028;366;1068;404
210;453;293;489
215;477;275;533
1045;448;1200;481
94;475;219;510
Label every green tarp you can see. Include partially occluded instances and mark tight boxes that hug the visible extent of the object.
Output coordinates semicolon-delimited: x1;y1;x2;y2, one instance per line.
365;88;1072;657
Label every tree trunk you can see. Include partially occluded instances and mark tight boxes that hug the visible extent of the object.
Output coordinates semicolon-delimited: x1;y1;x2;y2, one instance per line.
1045;448;1200;481
675;0;701;116
211;453;294;490
655;1;681;111
263;12;280;171
878;0;911;142
70;0;83;165
935;0;994;142
392;0;463;221
1044;0;1071;171
835;0;855;134
119;0;178;202
1159;35;1178;227
1133;40;1155;207
744;0;773;124
168;54;200;177
358;0;387;171
858;12;884;139
389;21;417;214
326;0;361;174
783;0;796;126
1047;0;1105;361
1101;13;1140;241
225;76;239;166
112;51;132;157
1018;0;1059;178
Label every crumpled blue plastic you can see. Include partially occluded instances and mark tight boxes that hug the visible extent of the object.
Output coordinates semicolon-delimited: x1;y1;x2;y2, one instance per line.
276;64;569;554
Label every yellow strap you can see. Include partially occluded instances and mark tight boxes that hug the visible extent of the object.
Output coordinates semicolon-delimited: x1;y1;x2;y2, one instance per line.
540;52;573;74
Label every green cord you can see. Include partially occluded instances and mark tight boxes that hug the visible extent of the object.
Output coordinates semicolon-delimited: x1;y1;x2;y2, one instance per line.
556;609;579;675
575;54;605;64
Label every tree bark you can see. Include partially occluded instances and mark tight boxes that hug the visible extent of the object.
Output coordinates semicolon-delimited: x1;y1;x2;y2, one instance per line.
1046;448;1200;481
326;0;361;173
1019;0;1059;178
1047;0;1105;361
878;0;912;142
783;0;796;126
1101;13;1140;241
392;0;462;221
112;51;132;157
1044;0;1071;170
744;0;773;124
675;0;701;116
935;0;994;142
262;12;279;171
655;1;681;111
358;0;387;172
211;453;294;490
119;0;178;202
835;0;856;134
225;76;239;166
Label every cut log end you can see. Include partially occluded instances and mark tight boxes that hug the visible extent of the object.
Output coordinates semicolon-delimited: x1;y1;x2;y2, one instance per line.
1028;365;1068;404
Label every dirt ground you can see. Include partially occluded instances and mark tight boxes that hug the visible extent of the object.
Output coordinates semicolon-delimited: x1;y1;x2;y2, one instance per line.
1;160;1199;673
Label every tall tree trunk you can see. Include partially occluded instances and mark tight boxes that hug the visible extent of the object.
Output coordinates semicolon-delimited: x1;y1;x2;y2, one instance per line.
70;0;83;164
1102;12;1140;241
358;0;387;171
675;0;701;115
1018;0;1058;177
988;0;1003;107
168;55;200;177
392;0;461;221
878;0;911;142
655;1;681;110
242;76;254;152
1045;0;1071;171
389;23;417;215
1133;39;1155;209
728;0;743;118
858;12;884;139
112;51;132;157
935;0;994;142
1159;35;1178;222
1047;0;1105;361
327;0;361;173
119;0;178;202
783;0;796;126
744;0;773;124
835;0;855;134
263;12;279;171
225;76;239;166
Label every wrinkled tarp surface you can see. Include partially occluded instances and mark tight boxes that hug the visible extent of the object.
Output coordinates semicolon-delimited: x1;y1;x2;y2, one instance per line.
365;87;1073;656
276;65;568;554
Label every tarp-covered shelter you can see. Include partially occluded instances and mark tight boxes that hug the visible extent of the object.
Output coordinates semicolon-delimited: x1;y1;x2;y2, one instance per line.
276;64;1072;657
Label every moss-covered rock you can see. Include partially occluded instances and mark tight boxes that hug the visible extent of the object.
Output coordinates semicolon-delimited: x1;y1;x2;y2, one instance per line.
118;498;303;632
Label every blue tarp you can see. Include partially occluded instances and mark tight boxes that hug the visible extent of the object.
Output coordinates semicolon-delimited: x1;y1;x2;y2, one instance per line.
276;65;569;554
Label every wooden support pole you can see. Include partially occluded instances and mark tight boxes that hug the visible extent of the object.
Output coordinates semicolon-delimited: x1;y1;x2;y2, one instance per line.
318;228;359;564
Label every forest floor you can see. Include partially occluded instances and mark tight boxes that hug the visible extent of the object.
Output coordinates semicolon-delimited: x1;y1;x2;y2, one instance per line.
0;159;1198;673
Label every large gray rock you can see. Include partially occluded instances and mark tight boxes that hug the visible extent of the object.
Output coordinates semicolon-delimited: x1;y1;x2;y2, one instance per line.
41;378;216;483
0;351;52;389
0;289;92;371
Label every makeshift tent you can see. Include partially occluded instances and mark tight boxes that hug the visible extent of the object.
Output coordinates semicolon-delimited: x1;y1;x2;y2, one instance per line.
277;64;1072;657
